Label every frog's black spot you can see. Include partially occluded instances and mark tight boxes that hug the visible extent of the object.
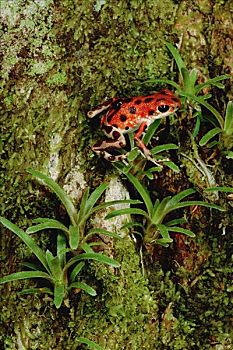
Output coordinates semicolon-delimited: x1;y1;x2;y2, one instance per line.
107;114;114;123
124;98;132;103
143;124;148;132
125;126;129;130
113;131;120;140
112;124;118;129
144;97;154;103
112;100;123;110
103;125;113;134
93;140;103;148
120;114;127;122
158;105;170;113
135;99;142;105
149;110;155;116
128;106;136;114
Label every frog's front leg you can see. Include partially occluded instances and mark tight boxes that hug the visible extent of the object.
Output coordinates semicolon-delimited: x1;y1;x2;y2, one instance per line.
134;122;167;166
92;125;127;162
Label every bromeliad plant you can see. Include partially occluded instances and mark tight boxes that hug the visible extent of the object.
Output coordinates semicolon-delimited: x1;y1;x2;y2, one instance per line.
105;173;225;247
146;42;230;131
0;169;140;308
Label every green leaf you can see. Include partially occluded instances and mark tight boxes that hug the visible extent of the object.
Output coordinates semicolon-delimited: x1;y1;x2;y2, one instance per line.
205;186;233;193
80;243;95;253
125;173;153;216
173;201;225;212
27;169;77;226
54;284;66;309
57;233;67;267
105;208;149;220
195;75;230;94
0;271;52;284
46;250;63;279
91;199;142;214
181;93;224;129
165;189;196;209
224;101;233;135
143;119;161;145
151;143;178;155
69;225;80;250
166;42;186;74
165;218;187;226
69;282;97;296
0;217;49;272
84;183;108;217
26;219;69;235
76;187;90;224
77;337;103;350
189;68;198;88
127;148;140;162
70;262;85;282
120;222;144;230
181;67;191;91
199;127;222;146
155;238;170;247
21;262;40;270
152;197;171;224
168;226;195;237
19;287;53;295
163;161;180;173
157;224;173;242
192;112;201;137
64;253;120;271
86;228;122;240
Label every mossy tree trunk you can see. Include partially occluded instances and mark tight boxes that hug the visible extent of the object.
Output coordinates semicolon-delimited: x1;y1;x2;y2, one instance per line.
0;1;232;349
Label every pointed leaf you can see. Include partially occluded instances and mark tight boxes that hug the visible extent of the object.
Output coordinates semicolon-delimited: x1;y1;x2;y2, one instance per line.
57;233;67;267
84;183;108;217
70;262;85;282
64;253;120;271
143;119;161;145
0;271;52;284
163;160;180;173
165;218;187;226
46;250;63;279
0;217;49;272
86;228;122;240
54;284;66;309
21;262;40;270
151;143;178;155
80;243;95;253
19;287;53;295
77;337;104;350
76;187;90;224
173;201;225;212
205;186;233;193
26;219;69;235
195;75;230;94
168;226;195;237
91;199;142;214
69;225;80;250
69;282;97;296
157;224;173;242
199;127;221;146
224;101;233;135
166;42;186;74
165;189;196;209
105;208;149;220
125;173;153;216
27;169;77;226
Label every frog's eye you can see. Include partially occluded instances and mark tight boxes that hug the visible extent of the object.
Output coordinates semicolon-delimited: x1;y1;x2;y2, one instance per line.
112;100;123;110
158;105;170;113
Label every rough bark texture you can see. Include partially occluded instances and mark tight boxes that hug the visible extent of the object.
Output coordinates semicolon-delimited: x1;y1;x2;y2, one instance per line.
0;1;232;349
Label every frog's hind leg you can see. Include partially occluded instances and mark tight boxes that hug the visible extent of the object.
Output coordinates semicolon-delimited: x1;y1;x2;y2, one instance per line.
92;126;127;162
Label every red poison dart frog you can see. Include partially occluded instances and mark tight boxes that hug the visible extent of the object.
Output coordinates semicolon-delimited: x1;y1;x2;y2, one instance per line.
88;89;181;163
